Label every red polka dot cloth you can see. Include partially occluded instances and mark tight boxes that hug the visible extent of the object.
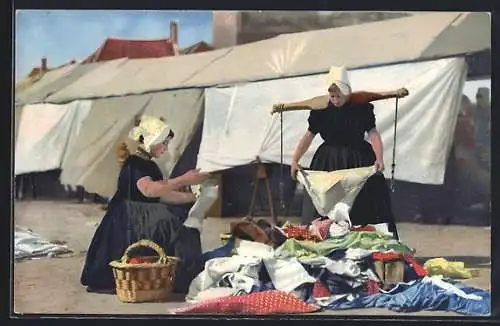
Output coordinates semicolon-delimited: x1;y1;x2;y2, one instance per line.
282;225;315;241
171;290;320;314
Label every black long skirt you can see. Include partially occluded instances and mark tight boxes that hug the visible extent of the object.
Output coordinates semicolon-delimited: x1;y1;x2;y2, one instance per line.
80;200;202;294
300;141;399;239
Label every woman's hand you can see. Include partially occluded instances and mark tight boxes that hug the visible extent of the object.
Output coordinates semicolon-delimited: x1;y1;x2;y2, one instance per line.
395;88;409;98
271;104;285;115
374;158;385;172
182;169;211;185
291;160;299;180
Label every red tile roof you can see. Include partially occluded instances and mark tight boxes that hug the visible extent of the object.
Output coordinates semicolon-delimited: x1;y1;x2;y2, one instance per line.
82;38;176;63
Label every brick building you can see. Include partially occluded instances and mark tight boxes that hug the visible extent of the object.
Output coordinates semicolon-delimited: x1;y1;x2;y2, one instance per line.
212;11;411;49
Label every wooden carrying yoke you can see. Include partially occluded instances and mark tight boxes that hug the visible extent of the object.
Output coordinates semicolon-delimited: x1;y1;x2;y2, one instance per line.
271;89;409;114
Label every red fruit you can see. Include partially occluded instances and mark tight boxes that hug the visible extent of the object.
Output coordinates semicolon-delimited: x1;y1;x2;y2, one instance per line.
128;258;142;264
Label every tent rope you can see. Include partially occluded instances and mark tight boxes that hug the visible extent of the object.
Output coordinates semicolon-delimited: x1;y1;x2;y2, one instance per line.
279;111;285;211
390;96;399;192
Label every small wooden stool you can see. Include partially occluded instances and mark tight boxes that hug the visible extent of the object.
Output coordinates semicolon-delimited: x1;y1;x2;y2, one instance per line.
248;157;277;224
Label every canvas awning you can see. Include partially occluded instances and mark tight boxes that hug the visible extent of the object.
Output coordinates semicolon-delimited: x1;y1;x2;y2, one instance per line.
20;12;490;105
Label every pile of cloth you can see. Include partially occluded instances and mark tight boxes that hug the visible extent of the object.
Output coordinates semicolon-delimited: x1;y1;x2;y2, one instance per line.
15;226;72;260
172;218;490;316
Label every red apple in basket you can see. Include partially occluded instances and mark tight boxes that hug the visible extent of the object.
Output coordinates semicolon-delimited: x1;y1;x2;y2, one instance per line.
128;258;143;264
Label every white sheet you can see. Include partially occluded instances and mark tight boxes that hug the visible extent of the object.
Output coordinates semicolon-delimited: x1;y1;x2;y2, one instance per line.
59;89;204;198
14;101;92;175
59;95;151;197
296;166;377;224
15;226;72;260
198;57;467;185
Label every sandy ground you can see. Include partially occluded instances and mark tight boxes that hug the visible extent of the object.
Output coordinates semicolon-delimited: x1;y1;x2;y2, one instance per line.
13;200;491;317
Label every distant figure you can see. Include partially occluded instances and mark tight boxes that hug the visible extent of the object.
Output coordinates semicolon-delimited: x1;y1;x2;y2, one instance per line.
467;87;491;214
15;173;37;200
474;87;491;170
454;95;476;159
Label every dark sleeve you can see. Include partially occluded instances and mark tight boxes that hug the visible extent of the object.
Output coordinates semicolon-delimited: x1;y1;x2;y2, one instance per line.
147;161;164;181
308;110;322;134
365;103;376;132
118;158;161;195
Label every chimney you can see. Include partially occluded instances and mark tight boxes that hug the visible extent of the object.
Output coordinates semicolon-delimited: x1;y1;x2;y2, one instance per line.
170;21;178;46
41;57;47;71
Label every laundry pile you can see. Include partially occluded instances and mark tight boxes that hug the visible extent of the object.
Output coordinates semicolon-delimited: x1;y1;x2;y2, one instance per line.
15;226;73;260
172;218;490;316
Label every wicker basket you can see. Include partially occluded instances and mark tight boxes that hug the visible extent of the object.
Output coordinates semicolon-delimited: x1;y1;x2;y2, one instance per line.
109;239;179;303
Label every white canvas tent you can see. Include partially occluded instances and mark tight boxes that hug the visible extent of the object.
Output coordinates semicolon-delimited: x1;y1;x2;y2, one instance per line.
42;49;232;104
58;95;150;197
15;100;92;176
186;12;489;86
14;63;78;106
58;89;204;198
14;11;490;200
24;12;489;106
14;61;108;143
15;61;105;106
198;57;468;185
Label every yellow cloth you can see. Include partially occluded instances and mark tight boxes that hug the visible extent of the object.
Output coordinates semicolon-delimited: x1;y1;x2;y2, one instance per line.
296;165;377;225
424;257;479;279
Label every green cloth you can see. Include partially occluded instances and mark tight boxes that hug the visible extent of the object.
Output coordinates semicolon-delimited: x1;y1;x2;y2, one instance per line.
277;231;413;259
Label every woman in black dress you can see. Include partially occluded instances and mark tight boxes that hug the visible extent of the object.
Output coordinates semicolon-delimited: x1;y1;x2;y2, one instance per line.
290;66;399;239
81;115;210;294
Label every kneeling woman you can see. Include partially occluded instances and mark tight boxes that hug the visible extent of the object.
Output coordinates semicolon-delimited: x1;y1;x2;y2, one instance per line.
81;115;210;294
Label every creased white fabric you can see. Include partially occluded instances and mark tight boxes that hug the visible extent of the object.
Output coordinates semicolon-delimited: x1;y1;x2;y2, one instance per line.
263;256;317;293
424;277;483;301
329;221;351;237
372;223;393;237
184;180;219;232
325;259;361;278
297;166;377;224
186;256;262;303
190;287;241;304
345;248;373;260
187;240;319;300
15;101;92;175
15;226;72;259
235;239;275;259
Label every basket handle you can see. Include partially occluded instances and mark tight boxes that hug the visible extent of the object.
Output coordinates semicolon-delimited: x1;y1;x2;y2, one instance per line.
120;239;168;264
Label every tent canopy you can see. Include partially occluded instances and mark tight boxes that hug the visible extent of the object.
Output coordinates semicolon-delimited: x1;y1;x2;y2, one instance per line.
15;63;78;106
17;12;490;106
188;12;489;86
58;89;204;197
44;49;232;104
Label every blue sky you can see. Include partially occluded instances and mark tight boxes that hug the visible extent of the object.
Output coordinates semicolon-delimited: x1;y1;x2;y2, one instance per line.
15;10;213;81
